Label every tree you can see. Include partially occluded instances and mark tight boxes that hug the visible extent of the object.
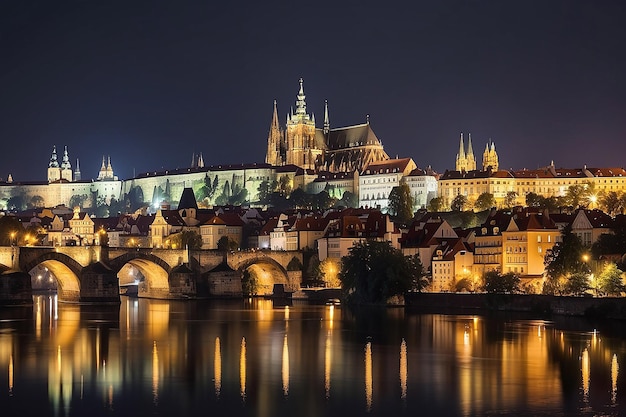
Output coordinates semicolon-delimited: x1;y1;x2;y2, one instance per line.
450;195;468;212
257;180;271;205
474;192;496;212
336;191;359;208
241;269;258;296
597;263;625;296
170;230;203;250
563;272;591;296
69;194;87;209
483;271;521;294
29;195;45;209
217;236;239;251
339;240;415;304
564;184;589;208
544;224;588;294
503;191;518;209
526;192;541;207
6;194;26;212
387;181;414;225
427;197;444;212
313;190;335;210
599;191;624;216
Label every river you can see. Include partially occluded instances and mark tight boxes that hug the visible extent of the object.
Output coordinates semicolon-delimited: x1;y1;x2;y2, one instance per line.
1;295;625;416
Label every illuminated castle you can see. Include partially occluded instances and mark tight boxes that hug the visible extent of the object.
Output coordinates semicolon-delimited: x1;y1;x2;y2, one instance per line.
266;79;389;173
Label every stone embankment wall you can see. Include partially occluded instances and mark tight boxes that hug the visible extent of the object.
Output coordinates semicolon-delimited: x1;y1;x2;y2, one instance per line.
405;293;626;319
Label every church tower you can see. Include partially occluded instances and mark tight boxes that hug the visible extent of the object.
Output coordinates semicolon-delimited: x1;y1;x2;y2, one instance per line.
455;133;477;172
285;79;322;171
265;99;283;166
47;145;61;183
482;139;499;171
60;146;73;181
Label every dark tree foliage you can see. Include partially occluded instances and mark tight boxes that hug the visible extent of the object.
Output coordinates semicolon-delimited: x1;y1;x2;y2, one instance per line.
387;182;414;225
241;269;258;296
336;191;359;208
483;271;521;294
474;192;496;212
543;224;589;294
217;236;239;251
339;240;417;304
503;191;518;209
450;194;468;212
427;197;444;212
170;230;203;250
563;272;591;296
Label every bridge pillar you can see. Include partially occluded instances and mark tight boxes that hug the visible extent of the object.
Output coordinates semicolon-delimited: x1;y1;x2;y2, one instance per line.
0;270;33;305
168;264;197;298
78;262;120;303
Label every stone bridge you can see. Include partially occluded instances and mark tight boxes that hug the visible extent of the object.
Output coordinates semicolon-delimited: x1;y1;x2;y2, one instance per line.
0;246;303;304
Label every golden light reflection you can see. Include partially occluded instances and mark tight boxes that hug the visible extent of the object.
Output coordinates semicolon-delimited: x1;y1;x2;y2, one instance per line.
284;306;290;321
612;354;619;405
152;341;159;405
240;337;246;400
8;354;13;395
325;331;332;399
582;348;590;402
36;297;41;340
215;337;222;398
328;305;334;330
400;338;407;400
365;341;372;412
282;334;289;397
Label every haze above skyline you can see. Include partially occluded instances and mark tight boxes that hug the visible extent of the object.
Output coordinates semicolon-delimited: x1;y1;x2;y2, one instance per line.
1;1;624;182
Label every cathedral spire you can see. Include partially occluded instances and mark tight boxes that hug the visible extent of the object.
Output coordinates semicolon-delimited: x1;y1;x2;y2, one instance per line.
61;145;71;170
198;152;204;168
74;158;81;181
295;78;306;116
271;99;279;129
467;134;474;157
323;100;330;134
49;145;59;168
458;133;465;159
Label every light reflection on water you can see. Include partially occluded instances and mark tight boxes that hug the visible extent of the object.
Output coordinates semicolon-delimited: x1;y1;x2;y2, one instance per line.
0;295;625;416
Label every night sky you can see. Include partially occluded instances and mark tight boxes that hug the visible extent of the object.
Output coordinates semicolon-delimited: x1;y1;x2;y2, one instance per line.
1;1;624;182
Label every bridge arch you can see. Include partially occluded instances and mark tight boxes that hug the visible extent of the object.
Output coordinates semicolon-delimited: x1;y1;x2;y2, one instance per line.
23;252;83;302
236;257;290;296
109;252;172;298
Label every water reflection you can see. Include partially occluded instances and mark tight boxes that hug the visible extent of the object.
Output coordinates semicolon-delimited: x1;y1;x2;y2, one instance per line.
215;337;222;398
365;341;372;412
400;338;407;400
240;336;246;401
1;296;626;416
612;354;619;405
282;334;289;397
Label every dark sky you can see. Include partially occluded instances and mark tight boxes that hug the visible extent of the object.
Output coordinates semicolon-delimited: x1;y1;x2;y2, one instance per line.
1;1;624;182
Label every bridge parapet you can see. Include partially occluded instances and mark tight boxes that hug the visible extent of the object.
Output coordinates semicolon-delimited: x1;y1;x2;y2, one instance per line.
106;247;187;269
227;250;302;271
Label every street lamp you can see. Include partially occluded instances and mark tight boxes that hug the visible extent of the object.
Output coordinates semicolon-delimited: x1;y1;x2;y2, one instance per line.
10;231;16;246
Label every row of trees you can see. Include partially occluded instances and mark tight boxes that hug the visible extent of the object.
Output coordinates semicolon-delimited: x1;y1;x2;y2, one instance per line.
426;184;626;215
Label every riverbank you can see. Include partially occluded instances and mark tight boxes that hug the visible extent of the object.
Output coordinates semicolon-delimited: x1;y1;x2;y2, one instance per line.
405;292;626;320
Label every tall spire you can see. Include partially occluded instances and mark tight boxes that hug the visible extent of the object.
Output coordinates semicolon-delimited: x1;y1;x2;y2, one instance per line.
295;78;306;116
198;152;204;168
74;158;81;181
271;99;279;129
458;133;465;159
323;100;330;134
61;145;71;170
467;133;474;157
49;145;59;168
